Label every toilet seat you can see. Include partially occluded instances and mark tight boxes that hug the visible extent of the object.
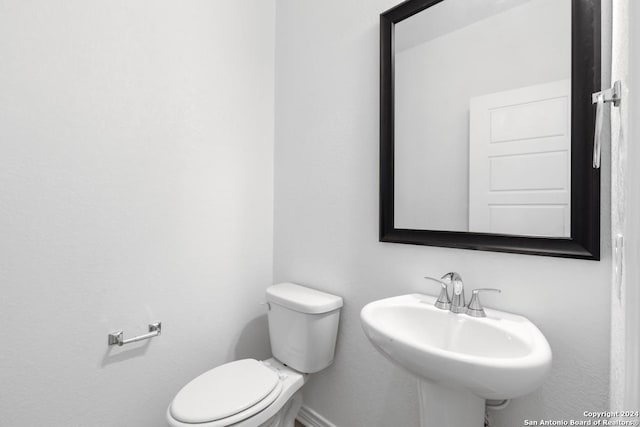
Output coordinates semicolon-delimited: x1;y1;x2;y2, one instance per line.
169;359;283;426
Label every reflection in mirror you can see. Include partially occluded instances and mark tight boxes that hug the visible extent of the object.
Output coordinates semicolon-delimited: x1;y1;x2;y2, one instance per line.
393;0;572;237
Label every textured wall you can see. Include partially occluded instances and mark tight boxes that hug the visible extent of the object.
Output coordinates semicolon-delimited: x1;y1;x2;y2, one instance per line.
609;0;629;412
274;1;612;426
614;0;640;411
0;1;274;426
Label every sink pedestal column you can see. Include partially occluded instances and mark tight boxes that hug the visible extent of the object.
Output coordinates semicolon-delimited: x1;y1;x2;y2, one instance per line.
417;380;485;427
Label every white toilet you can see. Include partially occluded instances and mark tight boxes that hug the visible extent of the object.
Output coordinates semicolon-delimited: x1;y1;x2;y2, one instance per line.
167;282;343;427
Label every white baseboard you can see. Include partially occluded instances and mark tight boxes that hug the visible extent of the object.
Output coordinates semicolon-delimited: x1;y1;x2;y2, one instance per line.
296;405;337;427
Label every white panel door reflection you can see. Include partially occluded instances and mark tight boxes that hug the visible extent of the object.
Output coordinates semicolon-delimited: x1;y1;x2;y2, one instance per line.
469;79;571;237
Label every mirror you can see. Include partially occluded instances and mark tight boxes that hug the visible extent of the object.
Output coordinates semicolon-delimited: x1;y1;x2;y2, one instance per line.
380;0;601;259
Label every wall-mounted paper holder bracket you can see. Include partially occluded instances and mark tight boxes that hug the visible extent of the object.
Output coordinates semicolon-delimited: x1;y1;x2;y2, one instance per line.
108;322;161;347
591;80;623;168
592;80;622;107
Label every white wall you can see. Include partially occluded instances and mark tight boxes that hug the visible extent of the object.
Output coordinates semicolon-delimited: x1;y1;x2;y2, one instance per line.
0;1;274;426
394;0;571;231
274;1;611;426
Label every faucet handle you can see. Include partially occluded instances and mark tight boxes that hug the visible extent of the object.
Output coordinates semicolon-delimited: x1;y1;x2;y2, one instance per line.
466;288;501;318
424;276;451;310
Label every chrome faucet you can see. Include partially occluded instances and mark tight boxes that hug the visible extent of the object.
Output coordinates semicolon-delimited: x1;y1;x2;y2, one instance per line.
424;272;465;313
424;273;500;317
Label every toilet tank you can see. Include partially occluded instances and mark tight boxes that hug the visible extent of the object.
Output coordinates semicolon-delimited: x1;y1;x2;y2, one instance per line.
266;282;343;374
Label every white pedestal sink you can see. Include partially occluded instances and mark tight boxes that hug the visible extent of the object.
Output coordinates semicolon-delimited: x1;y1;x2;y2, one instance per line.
360;294;552;427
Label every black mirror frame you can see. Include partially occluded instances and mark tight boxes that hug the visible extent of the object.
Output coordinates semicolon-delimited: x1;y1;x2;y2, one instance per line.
380;0;601;260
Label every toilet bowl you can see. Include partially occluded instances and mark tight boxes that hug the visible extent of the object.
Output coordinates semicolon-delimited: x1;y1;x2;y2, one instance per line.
167;283;343;427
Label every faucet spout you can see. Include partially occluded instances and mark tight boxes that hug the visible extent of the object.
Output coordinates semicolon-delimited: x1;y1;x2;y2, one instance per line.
441;272;465;313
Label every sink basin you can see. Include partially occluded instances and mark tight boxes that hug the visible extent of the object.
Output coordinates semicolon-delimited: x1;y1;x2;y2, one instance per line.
360;293;551;426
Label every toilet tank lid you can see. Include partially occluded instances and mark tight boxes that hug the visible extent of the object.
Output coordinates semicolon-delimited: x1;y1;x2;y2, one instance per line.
266;282;343;314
